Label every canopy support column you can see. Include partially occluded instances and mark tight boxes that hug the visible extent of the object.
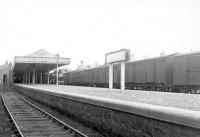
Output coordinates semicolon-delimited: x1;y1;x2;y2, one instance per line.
32;70;35;84
26;72;28;83
40;71;42;84
47;72;49;84
23;73;25;83
28;72;31;84
109;64;113;90
24;73;26;83
35;72;37;84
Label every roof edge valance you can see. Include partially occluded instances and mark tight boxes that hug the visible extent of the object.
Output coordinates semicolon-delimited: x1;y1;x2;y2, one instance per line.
15;56;70;65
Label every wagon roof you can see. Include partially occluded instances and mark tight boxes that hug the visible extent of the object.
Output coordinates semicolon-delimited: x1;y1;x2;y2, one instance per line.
127;53;178;64
174;51;200;57
65;53;178;74
64;65;108;74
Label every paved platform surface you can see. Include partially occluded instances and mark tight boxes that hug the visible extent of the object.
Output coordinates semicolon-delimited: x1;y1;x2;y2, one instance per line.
17;84;200;112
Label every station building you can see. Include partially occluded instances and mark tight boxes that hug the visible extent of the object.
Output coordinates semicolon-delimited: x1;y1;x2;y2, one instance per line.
0;61;13;85
13;49;70;84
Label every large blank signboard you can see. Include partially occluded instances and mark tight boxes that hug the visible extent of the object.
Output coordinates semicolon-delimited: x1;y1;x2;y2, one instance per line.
106;49;130;64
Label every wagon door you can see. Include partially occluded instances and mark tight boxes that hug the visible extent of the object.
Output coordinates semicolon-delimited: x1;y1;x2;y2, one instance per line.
173;56;188;86
188;54;200;86
135;62;145;83
155;59;166;84
145;60;155;83
125;62;134;84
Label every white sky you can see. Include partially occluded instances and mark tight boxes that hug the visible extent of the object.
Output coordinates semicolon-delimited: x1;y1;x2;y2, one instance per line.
0;0;200;69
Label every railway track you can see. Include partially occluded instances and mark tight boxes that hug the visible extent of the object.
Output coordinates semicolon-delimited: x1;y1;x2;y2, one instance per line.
1;91;92;137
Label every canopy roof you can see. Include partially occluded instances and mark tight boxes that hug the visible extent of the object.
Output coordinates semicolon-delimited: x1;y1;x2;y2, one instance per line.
14;49;70;72
25;49;55;57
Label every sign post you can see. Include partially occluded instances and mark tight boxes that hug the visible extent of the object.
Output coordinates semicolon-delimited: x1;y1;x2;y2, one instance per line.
121;62;125;92
109;64;113;90
105;49;130;93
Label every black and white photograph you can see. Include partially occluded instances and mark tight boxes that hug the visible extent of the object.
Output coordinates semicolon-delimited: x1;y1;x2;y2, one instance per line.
0;0;200;137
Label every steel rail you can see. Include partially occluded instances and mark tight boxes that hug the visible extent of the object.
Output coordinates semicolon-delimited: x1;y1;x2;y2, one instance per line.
14;92;89;137
1;90;24;137
2;90;89;137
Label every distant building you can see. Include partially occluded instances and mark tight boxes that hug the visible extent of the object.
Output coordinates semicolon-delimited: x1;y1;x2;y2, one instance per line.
0;61;13;85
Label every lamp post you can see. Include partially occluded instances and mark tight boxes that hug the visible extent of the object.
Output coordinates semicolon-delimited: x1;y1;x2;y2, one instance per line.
55;53;59;86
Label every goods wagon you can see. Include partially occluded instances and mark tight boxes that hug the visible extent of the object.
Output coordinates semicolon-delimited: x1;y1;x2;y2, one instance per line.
173;51;200;93
64;65;109;87
154;54;174;89
63;51;200;93
125;61;134;84
124;54;175;91
97;66;109;87
64;54;175;90
125;59;154;90
145;60;154;83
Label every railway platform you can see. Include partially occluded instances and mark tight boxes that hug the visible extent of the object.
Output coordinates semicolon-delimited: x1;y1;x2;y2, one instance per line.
17;84;200;111
14;84;200;137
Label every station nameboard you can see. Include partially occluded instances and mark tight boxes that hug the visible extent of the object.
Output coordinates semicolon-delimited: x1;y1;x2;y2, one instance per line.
105;49;130;64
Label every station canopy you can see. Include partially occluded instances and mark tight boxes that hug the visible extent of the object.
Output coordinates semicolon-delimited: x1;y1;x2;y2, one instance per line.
14;49;70;72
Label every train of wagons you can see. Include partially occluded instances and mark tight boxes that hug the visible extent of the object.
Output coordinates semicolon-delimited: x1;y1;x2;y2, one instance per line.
64;51;200;93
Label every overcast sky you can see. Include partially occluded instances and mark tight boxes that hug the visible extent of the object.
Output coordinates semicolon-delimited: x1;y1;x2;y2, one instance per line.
0;0;200;69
